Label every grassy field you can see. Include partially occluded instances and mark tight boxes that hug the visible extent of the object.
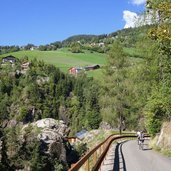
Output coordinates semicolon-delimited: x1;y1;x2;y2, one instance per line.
0;48;143;80
0;48;107;79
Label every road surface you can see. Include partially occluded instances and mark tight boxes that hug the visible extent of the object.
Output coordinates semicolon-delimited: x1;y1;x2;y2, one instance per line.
101;139;171;171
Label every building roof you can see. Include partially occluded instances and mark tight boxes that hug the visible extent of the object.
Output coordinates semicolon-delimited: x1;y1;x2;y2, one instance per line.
2;55;16;60
84;64;100;70
75;129;88;140
2;55;17;63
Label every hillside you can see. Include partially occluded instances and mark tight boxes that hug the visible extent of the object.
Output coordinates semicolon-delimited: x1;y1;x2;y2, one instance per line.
0;58;102;170
61;25;149;48
0;48;144;82
0;25;149;56
0;49;107;79
0;26;149;81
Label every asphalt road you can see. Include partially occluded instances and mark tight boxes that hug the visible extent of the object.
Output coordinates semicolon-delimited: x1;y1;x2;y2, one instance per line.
101;139;171;171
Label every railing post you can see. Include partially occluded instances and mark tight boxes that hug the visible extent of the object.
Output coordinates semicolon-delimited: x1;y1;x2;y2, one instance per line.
99;145;101;155
86;158;89;171
102;143;105;165
93;151;97;166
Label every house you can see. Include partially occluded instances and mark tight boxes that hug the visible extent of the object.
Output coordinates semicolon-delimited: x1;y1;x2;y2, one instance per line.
2;55;17;63
75;129;88;140
84;64;100;71
30;46;38;51
30;47;35;51
98;42;105;47
68;67;84;75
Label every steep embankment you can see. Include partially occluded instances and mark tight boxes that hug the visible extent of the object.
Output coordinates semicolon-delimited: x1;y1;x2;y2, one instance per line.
150;122;171;157
156;122;171;149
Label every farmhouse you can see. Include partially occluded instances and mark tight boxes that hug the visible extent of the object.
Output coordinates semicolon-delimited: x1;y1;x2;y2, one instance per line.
2;55;17;63
84;64;100;71
69;65;100;75
98;42;105;47
30;46;38;51
68;67;84;75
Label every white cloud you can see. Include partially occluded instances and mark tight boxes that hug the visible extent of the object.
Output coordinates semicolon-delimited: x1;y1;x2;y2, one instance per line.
123;10;138;28
131;0;146;5
123;10;155;28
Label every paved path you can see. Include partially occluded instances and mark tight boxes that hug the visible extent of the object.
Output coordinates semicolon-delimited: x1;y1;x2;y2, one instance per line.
100;139;171;171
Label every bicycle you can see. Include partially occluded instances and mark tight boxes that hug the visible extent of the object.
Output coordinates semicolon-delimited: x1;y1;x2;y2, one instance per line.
139;139;144;150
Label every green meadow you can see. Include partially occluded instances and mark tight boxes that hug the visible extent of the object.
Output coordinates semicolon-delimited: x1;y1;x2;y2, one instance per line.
0;48;107;79
0;48;143;80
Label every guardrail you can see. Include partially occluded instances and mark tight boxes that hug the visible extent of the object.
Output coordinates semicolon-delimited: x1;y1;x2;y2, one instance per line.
68;133;136;171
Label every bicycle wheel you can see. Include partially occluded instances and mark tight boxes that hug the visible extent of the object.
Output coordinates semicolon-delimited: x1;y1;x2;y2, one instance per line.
139;140;143;150
139;141;141;149
141;142;143;150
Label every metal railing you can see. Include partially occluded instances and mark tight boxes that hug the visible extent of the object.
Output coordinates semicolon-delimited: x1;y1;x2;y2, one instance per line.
68;133;136;171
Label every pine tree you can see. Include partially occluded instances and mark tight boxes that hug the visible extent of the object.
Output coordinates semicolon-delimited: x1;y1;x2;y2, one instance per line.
101;41;130;134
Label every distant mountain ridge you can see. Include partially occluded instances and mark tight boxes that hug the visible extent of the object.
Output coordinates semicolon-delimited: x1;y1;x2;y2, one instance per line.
0;25;150;55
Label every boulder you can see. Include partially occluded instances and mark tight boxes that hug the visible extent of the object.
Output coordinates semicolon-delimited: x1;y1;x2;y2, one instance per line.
3;118;77;169
20;118;70;163
38;128;63;144
35;118;70;136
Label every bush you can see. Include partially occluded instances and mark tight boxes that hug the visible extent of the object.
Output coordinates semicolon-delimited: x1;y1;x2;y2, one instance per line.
17;107;28;122
146;114;161;136
74;142;88;157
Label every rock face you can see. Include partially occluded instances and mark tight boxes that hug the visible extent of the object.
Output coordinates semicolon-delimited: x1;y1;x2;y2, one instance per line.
0;118;78;170
22;118;70;163
156;121;171;149
35;118;70;136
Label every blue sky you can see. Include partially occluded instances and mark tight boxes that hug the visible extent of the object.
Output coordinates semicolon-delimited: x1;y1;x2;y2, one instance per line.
0;0;146;45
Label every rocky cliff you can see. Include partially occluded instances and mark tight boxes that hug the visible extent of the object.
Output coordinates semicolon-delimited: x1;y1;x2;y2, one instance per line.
0;118;78;171
156;121;171;150
22;118;70;158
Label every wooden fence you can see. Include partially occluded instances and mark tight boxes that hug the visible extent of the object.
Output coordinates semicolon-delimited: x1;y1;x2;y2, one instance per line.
68;133;136;171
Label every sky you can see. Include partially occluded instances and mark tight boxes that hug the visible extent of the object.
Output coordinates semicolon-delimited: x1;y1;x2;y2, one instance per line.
0;0;146;46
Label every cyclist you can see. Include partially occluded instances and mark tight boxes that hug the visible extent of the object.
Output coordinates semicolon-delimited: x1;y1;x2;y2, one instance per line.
138;131;145;149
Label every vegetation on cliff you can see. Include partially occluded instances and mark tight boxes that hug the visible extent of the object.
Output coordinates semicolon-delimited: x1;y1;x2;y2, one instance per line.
0;58;102;170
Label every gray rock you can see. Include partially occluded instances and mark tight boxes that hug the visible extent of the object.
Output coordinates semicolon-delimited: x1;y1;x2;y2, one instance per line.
99;121;113;130
35;118;70;136
7;119;17;128
21;118;70;163
37;128;63;144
